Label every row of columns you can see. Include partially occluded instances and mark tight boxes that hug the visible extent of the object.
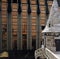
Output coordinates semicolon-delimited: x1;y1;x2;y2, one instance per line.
0;0;41;51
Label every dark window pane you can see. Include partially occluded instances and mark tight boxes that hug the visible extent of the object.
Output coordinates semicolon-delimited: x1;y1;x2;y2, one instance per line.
37;6;40;15
18;4;22;14
7;0;11;3
18;0;21;3
27;5;31;14
27;0;30;4
22;34;27;39
41;26;45;30
7;3;12;13
13;0;17;3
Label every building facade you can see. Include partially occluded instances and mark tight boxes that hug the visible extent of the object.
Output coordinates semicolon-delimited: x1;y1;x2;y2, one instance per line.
0;0;53;51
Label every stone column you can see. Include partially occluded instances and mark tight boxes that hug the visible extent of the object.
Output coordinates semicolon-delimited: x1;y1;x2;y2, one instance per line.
7;3;12;50
27;14;32;50
17;14;22;50
17;1;22;50
36;15;41;49
7;13;12;50
30;15;32;50
0;2;2;51
36;0;41;49
27;0;32;50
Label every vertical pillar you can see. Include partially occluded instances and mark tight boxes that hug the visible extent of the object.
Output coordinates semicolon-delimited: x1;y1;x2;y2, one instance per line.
36;0;41;49
7;2;12;50
27;1;29;50
27;15;29;50
27;0;32;50
17;14;22;50
7;13;12;50
36;15;41;49
0;1;2;51
27;14;32;50
45;0;49;16
30;15;32;50
45;0;49;24
17;1;22;50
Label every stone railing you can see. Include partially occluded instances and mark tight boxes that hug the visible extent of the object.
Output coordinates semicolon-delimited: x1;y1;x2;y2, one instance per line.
45;48;59;59
35;48;46;59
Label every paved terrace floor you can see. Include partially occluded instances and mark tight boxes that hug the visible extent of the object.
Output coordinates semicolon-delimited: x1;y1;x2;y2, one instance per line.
54;51;60;59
